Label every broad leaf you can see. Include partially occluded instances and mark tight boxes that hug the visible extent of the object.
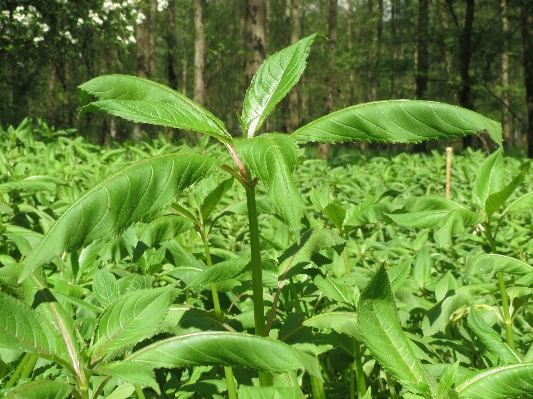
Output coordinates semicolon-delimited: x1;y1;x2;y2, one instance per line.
470;254;533;278
79;75;232;143
90;286;175;365
292;100;502;147
434;209;483;247
456;363;533;399
96;361;160;394
303;312;359;339
388;259;412;293
413;246;431;289
235;134;302;237
127;331;321;377
0;292;70;367
502;192;533;216
467;309;521;364
313;275;355;306
1;380;71;399
322;202;346;231
358;266;435;396
239;386;302;399
20;154;218;282
241;34;316;137
200;177;234;223
187;257;250;287
473;148;504;208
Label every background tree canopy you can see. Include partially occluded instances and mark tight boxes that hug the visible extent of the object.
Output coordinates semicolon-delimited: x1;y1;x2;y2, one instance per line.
1;0;532;154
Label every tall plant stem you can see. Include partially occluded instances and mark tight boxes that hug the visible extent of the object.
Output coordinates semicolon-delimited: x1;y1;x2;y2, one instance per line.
199;229;238;398
5;353;31;388
134;385;146;399
310;373;326;399
245;184;272;386
20;354;38;380
343;247;352;276
354;340;367;398
483;224;515;349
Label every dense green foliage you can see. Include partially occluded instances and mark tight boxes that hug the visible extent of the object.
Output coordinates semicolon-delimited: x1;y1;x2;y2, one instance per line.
2;35;533;399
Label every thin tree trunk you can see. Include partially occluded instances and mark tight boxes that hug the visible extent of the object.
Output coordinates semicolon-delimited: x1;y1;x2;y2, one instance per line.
369;0;383;101
166;0;178;90
244;0;267;86
287;0;300;133
501;0;512;147
318;0;337;160
522;2;533;158
459;0;475;149
194;0;206;106
348;0;355;104
413;0;429;152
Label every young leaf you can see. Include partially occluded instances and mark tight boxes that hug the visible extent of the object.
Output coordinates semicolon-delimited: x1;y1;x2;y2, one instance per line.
241;34;316;138
79;75;232;144
0;292;71;369
187;257;250;288
502;192;533;216
0;380;72;399
90;286;175;365
127;331;321;377
292;100;502;147
96;362;160;394
473;148;504;208
93;269;119;308
322;202;346;232
313;275;354;306
303;312;359;339
20;154;218;282
456;363;533;399
200;177;234;223
484;162;529;221
467;309;522;364
238;386;302;399
235;134;302;238
413;246;431;289
358;266;435;396
388;259;412;293
434;209;483;247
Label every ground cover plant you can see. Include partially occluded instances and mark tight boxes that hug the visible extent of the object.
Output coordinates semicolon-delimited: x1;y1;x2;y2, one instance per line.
2;34;533;399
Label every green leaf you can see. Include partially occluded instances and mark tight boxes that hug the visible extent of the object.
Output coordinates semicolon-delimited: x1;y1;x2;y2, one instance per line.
78;75;232;144
388;196;463;228
90;286;175;365
239;386;302;399
456;363;533;399
96;361;160;394
501;191;533;216
467;309;521;364
187;257;250;287
484;162;529;221
313;275;354;306
106;384;135;399
322;202;346;231
241;34;316;137
437;362;459;399
473;148;504;208
93;269;119;308
388;259;412;293
292;100;502;147
1;380;71;399
358;266;435;396
20;154;218;282
413;246;431;289
133;215;194;261
470;254;533;278
303;312;359;339
434;209;483;247
435;272;457;303
0;292;70;367
200;177;234;223
127;331;321;377
235;134;302;237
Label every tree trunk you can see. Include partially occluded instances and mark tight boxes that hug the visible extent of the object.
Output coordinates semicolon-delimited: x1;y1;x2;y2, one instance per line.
347;0;355;104
244;0;267;86
194;0;206;106
166;0;178;90
413;0;429;152
318;0;337;160
369;0;383;101
287;0;300;133
522;2;533;158
459;0;475;149
501;0;512;147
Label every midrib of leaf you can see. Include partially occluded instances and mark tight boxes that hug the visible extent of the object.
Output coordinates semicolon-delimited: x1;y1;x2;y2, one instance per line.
246;44;300;137
30;274;81;379
456;364;526;392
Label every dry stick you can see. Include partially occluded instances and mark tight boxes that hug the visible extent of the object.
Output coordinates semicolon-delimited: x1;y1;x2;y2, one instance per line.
446;147;453;199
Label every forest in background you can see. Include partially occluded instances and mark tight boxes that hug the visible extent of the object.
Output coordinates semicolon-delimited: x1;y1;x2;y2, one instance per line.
1;0;532;155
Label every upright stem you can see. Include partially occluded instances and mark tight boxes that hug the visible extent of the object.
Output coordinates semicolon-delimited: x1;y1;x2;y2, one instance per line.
134;385;146;399
342;247;352;276
199;228;238;398
310;373;327;399
354;340;367;398
483;224;515;348
245;184;272;386
5;353;31;388
20;354;38;380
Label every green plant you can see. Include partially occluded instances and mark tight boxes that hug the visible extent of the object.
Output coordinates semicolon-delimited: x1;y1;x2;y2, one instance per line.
5;34;529;399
